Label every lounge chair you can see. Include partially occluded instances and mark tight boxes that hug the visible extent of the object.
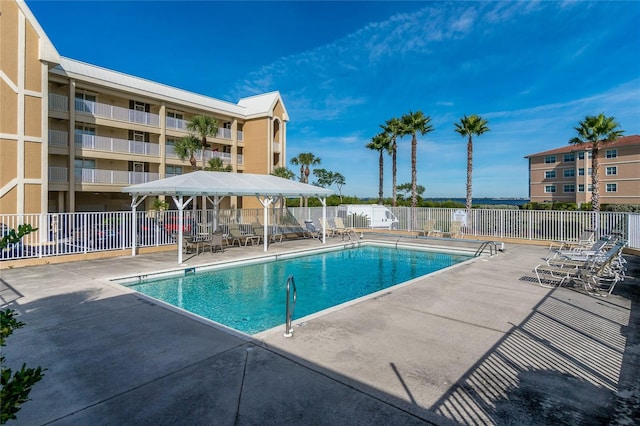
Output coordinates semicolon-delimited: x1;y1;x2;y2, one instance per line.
182;236;201;254
534;240;626;294
319;218;336;237
227;223;260;247
304;220;321;239
548;228;596;252
333;217;355;240
547;235;614;261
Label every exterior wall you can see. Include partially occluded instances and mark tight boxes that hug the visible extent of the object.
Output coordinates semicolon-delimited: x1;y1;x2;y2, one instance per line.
2;0;288;215
0;0;49;214
528;140;640;205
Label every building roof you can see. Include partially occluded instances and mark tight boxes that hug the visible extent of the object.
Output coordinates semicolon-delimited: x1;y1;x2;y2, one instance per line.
51;58;286;119
122;171;333;198
238;92;289;121
524;135;640;158
18;0;60;66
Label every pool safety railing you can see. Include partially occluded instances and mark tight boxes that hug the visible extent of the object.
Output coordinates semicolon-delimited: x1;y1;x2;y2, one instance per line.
284;274;297;337
474;241;500;257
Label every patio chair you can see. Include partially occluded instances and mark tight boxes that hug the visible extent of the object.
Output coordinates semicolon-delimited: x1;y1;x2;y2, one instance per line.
443;221;463;238
304;220;321;239
419;219;441;237
208;232;225;253
333;217;355;240
182;236;201;254
547;235;614;261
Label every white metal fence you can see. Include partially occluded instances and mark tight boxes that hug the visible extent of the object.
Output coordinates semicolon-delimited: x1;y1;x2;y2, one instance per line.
1;208;638;261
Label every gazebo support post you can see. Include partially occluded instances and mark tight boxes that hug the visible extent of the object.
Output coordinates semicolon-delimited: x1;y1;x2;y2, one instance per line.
172;194;194;265
130;195;148;257
319;196;327;244
256;195;274;252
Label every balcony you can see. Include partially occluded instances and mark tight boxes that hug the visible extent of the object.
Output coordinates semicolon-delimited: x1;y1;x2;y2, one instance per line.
49;93;69;112
48;167;68;183
49;130;69;147
76;168;159;185
166;116;188;131
75;99;160;127
166;147;233;165
273;142;281;153
237;130;243;142
75;134;160;156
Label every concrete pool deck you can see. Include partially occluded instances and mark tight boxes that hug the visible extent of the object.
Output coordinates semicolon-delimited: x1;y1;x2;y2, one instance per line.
1;237;639;425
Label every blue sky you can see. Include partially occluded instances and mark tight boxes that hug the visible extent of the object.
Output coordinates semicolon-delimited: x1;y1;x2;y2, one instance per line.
27;0;640;198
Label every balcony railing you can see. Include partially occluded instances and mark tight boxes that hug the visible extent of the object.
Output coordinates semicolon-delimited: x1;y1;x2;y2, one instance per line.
237;154;244;165
166;116;188;131
237;130;243;142
77;168;159;185
48;167;68;183
49;93;69;112
75;134;160;156
203;150;232;164
49;130;69;147
75;99;160;127
273;142;281;153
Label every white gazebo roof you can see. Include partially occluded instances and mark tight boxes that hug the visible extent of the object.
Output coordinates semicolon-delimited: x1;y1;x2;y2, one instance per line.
122;171;332;263
122;171;333;198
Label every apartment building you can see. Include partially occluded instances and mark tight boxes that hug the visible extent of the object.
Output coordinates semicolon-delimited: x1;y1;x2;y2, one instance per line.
1;0;287;215
525;135;640;205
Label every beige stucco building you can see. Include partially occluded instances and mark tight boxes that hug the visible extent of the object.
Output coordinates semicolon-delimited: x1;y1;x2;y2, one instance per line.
525;135;640;206
1;0;287;215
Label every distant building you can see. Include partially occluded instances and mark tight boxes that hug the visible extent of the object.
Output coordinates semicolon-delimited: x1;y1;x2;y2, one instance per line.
525;135;640;206
1;0;287;215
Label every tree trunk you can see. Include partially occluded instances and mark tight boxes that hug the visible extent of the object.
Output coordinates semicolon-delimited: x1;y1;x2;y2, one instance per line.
378;150;384;205
411;134;417;208
466;135;473;212
591;144;600;212
392;140;397;207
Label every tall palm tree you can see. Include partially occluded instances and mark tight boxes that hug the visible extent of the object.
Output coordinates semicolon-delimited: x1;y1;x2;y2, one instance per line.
366;132;392;205
454;114;490;212
400;111;434;208
205;157;232;172
187;115;219;170
290;152;321;183
380;117;403;207
290;152;321;207
173;135;200;171
569;113;624;212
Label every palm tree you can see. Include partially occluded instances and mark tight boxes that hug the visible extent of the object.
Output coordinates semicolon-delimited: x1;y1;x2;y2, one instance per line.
290;152;321;207
454;114;490;212
569;113;624;212
290;152;321;183
187;115;219;170
380;117;403;207
173;135;200;171
400;111;434;208
205;157;232;172
366;133;392;205
271;166;295;180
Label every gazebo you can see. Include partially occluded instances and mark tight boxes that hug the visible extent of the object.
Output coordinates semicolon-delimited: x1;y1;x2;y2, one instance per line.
122;171;333;264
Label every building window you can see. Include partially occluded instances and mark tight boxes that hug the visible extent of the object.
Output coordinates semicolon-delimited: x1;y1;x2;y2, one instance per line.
606;149;617;158
544;155;556;164
578;184;585;192
564;185;575;193
606;183;617;192
578;168;584;176
606;166;617;176
75;92;97;113
544;185;556;193
578;152;584;160
74;158;96;179
588;184;593;192
167;111;183;120
588;168;592;176
545;170;556;179
166;165;182;176
563;153;575;162
563;169;575;178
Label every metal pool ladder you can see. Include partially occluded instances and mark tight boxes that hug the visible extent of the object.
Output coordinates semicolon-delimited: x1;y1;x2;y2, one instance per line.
474;241;500;257
284;274;297;337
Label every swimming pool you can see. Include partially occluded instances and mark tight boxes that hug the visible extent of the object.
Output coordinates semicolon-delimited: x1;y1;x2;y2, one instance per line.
126;245;472;334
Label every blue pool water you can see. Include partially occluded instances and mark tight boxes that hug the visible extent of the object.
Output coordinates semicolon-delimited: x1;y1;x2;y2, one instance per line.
128;245;471;334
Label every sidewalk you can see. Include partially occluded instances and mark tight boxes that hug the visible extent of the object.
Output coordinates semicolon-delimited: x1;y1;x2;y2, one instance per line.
1;240;638;425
